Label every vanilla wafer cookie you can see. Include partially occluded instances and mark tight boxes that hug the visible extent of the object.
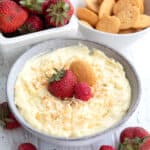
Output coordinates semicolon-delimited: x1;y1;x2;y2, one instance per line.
133;15;150;28
98;0;115;19
86;0;99;13
77;7;98;26
116;5;140;30
96;16;120;33
113;0;144;14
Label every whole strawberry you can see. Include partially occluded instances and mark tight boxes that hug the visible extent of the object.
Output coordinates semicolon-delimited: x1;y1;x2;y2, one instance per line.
74;82;92;101
100;145;116;150
48;68;77;99
18;143;37;150
0;0;28;33
0;102;20;129
20;0;50;14
119;127;150;150
44;0;74;27
19;15;43;34
120;127;149;143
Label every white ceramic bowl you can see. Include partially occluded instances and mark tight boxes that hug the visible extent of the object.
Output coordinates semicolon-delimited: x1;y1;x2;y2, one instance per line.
0;16;77;51
7;39;141;147
76;0;150;50
0;0;78;55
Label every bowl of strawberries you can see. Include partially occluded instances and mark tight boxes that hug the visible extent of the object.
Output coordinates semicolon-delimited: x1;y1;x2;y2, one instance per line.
0;0;77;52
7;39;141;146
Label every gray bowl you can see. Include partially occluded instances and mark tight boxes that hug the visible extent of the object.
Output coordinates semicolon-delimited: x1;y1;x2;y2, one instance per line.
7;39;141;147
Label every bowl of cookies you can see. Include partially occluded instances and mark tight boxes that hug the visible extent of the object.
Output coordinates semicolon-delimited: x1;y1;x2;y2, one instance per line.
76;0;150;49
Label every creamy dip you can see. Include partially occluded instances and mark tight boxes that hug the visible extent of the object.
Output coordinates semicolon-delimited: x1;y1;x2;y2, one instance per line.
15;45;131;138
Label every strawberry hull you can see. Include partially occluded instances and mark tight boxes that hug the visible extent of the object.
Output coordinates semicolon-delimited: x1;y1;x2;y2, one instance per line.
19;0;50;14
44;0;74;27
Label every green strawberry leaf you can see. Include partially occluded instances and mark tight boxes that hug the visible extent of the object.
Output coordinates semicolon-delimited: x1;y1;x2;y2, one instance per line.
62;2;69;11
126;144;134;150
0;120;6;128
56;16;60;26
118;143;124;150
50;16;56;23
49;68;65;83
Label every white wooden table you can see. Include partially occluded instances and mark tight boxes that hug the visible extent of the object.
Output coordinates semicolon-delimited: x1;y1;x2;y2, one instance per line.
0;30;150;150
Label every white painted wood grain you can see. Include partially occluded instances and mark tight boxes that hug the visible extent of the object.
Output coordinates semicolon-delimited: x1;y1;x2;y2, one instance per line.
0;31;150;149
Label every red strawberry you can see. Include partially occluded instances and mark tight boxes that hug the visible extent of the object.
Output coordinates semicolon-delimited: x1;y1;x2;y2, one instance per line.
0;102;20;129
100;145;116;150
120;127;149;143
44;0;74;27
48;68;77;99
19;15;43;34
74;82;92;101
18;143;37;150
20;0;50;14
0;0;28;33
118;127;150;150
119;137;150;150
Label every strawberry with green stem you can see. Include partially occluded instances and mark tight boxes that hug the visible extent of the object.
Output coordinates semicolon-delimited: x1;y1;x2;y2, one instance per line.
0;102;20;129
119;127;150;150
48;68;77;99
19;15;43;34
44;0;74;27
120;127;149;143
119;136;150;150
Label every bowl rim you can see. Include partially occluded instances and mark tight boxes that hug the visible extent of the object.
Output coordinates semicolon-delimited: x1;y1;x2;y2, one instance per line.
7;38;141;142
77;18;150;37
